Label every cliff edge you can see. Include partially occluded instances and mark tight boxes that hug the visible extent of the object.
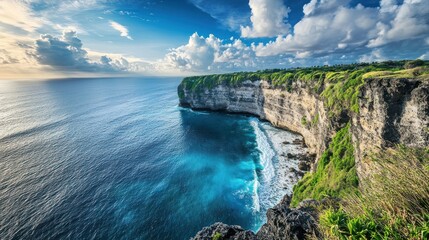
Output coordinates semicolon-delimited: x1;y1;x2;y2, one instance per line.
178;60;429;239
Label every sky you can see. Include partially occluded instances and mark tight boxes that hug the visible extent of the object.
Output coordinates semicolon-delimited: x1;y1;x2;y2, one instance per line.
1;0;429;79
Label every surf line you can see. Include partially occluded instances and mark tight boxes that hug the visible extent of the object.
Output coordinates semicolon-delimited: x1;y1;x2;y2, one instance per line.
249;118;276;213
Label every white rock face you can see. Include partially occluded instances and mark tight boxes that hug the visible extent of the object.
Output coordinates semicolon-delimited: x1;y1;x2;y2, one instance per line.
180;80;335;163
351;78;429;178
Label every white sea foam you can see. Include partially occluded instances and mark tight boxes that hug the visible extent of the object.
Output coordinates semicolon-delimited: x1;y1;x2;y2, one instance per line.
250;118;276;213
250;119;276;183
250;118;307;224
252;169;261;212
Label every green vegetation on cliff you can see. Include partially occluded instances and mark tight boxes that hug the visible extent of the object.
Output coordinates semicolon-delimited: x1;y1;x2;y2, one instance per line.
291;123;359;206
179;60;429;117
320;146;429;240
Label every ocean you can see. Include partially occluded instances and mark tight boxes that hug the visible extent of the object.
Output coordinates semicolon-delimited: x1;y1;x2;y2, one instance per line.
0;77;304;240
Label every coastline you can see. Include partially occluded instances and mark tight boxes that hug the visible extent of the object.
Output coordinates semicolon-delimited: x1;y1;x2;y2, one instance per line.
248;118;311;230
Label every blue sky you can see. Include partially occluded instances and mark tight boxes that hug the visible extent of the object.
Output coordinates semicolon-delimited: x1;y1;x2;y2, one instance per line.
0;0;428;78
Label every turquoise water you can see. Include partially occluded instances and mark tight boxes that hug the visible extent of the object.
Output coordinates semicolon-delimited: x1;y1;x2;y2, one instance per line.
0;77;297;240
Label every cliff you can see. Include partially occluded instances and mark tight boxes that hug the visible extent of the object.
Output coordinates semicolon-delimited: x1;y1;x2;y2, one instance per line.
179;79;336;164
178;61;429;239
352;78;429;179
178;67;429;178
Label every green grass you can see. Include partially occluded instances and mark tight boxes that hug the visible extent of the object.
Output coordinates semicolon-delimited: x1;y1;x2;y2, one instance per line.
291;123;359;206
319;146;429;240
212;232;222;240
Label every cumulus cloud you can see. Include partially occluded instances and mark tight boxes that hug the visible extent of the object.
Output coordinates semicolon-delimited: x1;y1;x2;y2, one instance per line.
240;0;291;38
109;21;133;40
254;1;379;57
251;0;429;60
368;0;429;47
156;32;306;73
32;30;132;72
359;49;386;63
159;33;251;72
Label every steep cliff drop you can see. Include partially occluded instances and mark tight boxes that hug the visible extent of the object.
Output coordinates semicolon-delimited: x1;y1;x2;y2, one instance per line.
178;61;429;240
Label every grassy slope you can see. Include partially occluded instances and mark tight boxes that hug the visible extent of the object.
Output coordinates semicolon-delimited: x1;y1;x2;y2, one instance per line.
291;123;359;206
320;147;429;239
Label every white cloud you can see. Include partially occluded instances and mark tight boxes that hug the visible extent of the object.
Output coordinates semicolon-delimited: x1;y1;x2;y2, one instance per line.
359;49;386;63
155;32;312;74
251;0;429;60
158;32;263;73
240;0;290;38
0;0;44;33
254;2;378;58
109;21;133;40
418;53;429;60
303;0;351;16
368;0;429;47
30;30;141;73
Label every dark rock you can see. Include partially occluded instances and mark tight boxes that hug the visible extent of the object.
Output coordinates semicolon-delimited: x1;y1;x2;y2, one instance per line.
192;197;322;240
291;139;303;145
256;196;322;240
192;222;257;240
298;162;310;171
287;153;297;159
282;141;290;144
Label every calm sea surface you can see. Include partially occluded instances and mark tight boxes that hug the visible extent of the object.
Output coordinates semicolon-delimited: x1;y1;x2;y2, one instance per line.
0;77;299;240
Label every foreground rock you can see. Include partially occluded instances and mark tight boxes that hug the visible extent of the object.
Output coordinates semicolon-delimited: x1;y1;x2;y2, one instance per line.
192;196;321;240
257;196;321;240
192;222;256;240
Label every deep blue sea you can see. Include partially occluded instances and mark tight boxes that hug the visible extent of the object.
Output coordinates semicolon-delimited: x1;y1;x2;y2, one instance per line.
0;77;302;240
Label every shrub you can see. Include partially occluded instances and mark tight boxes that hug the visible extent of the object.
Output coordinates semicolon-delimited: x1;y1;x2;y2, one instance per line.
404;59;425;69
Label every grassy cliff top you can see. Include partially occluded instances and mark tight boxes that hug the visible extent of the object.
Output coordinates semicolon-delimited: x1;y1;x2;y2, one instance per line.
179;60;429;116
180;60;429;90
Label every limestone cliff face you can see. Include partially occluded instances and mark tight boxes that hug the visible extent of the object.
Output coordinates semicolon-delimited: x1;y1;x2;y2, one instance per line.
179;80;336;163
351;78;429;178
178;78;429;175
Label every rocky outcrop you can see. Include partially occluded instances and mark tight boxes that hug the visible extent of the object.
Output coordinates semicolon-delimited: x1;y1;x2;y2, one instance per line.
256;196;321;240
351;78;429;179
192;222;257;240
192;196;321;240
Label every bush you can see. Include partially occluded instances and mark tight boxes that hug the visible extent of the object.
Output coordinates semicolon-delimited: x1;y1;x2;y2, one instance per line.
404;59;425;69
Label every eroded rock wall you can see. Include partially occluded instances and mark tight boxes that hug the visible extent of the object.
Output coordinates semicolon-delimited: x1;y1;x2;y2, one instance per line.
351;78;429;178
179;80;336;162
179;78;429;176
